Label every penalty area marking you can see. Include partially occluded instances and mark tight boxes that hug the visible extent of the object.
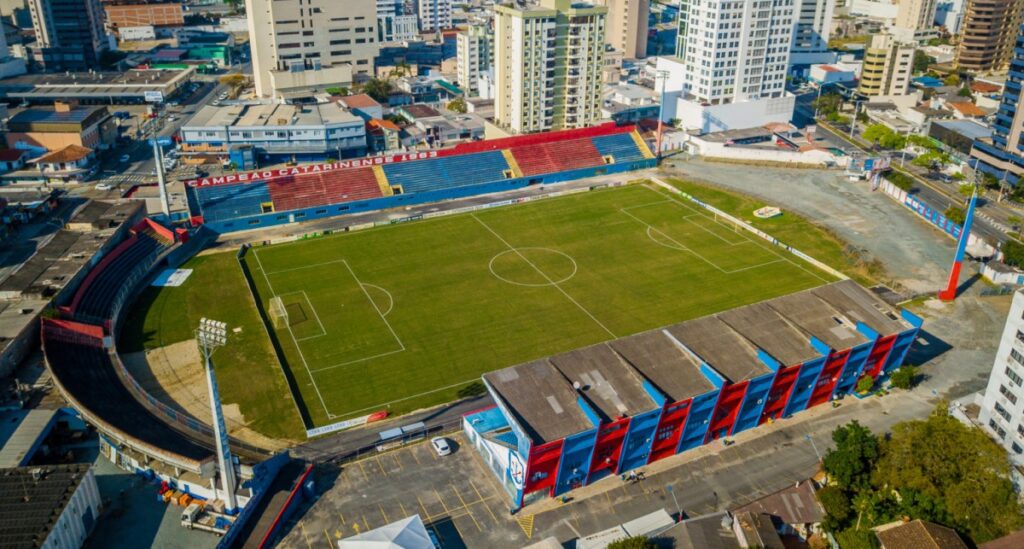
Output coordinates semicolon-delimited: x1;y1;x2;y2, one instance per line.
488;247;578;287
277;290;327;341
360;283;394;317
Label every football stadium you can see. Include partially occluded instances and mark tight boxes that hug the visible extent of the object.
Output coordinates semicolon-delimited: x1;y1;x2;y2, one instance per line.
33;121;921;518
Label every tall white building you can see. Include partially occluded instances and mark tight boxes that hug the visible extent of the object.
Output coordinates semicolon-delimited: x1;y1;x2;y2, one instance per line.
978;289;1024;465
792;0;835;56
934;0;966;34
660;0;797;133
246;0;380;99
892;0;939;41
417;0;452;33
457;23;493;96
595;0;649;59
493;0;607;134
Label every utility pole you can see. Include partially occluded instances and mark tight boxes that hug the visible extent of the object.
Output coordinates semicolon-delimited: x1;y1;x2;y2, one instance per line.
196;318;238;514
849;100;863;139
655;70;670;159
151;138;170;218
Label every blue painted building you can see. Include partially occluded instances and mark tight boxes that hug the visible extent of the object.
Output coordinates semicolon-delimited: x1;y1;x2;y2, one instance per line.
970;23;1024;184
463;280;923;509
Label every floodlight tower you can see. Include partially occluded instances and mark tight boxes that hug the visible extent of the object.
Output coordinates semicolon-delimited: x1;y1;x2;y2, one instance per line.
196;317;238;514
655;69;670;160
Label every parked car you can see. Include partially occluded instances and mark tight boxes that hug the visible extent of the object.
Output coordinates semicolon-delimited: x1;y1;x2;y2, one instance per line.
95;183;114;191
430;437;452;457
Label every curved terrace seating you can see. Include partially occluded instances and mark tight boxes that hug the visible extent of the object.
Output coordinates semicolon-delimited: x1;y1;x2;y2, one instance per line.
43;333;212;462
72;231;171;321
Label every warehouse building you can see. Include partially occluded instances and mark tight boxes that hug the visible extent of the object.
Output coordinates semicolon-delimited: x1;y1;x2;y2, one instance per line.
464;280;922;509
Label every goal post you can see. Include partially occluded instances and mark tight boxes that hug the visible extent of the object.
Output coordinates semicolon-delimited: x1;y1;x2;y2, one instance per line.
269;296;289;329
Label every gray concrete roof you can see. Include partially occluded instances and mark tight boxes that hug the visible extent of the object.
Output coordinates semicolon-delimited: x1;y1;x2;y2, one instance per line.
812;280;910;336
609;329;713;402
0;409;57;468
484;360;592;444
666;316;771;383
717;302;821;366
767;290;869;351
549;344;657;421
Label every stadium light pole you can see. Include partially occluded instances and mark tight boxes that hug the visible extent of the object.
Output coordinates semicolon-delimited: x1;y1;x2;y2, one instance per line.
655;70;670;160
196;317;238;514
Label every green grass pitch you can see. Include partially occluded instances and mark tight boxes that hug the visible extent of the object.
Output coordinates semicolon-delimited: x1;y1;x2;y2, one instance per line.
237;182;835;429
121;180;856;438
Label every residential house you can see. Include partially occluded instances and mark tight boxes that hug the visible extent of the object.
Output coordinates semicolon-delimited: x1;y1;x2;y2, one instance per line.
0;149;28;173
28;144;95;183
366;118;401;153
874;519;968;549
4;103;116;155
732;480;825;543
336;94;385;121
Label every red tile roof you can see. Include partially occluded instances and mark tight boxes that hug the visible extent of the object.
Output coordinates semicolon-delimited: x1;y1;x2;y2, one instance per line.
32;144;93;164
337;94;381;109
971;81;1001;94
368;118;401;132
949;101;986;117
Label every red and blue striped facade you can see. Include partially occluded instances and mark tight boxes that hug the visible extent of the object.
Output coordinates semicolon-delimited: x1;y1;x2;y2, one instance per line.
462;281;923;509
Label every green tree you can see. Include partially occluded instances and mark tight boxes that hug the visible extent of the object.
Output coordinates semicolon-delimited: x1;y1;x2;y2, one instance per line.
818;485;852;532
813;92;843;116
836;527;881;549
1002;239;1024;268
944;206;965;225
607;537;656;549
907;134;939;151
912;151;951;171
889;365;917;390
873;405;1024;543
913;51;935;73
823;421;881;491
944;73;961;86
361;78;393;102
447;97;467;114
958;86;975;99
856;375;874;394
862;124;892;146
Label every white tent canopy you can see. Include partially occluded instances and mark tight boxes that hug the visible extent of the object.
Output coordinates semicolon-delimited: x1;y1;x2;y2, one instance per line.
337;515;435;549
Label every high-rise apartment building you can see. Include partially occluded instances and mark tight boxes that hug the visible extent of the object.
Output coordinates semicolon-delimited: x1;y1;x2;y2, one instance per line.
891;0;939;41
594;0;649;59
793;0;835;56
857;33;915;96
970;23;1024;183
456;23;493;96
978;289;1024;465
935;0;967;34
417;0;452;33
493;0;607;134
246;0;380;99
658;0;796;132
955;0;1024;74
27;0;109;71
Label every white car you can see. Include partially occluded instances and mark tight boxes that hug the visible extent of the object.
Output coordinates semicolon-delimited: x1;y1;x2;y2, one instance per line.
95;183;114;191
119;154;131;163
430;437;451;457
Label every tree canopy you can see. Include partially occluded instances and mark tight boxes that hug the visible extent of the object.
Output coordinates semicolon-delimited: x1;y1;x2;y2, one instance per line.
607;536;656;549
1004;240;1024;268
862;124;907;150
361;78;393;102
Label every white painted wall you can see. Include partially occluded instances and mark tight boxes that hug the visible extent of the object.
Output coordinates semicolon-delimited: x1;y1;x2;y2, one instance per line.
676;95;796;134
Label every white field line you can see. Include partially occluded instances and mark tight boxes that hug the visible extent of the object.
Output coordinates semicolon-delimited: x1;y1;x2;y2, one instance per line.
623;197;745;245
644;185;831;284
264;258;347;276
332;378;483;419
251;248;335;419
306;260;406;374
276;290;327;341
470;213;616;339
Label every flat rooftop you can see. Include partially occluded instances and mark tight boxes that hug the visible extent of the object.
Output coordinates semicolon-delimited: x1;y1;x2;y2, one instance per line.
484;360;593;444
609;329;713;403
667;316;770;383
0;409;57;468
185;102;361;128
486;281;912;444
549;344;657;421
0;464;93;548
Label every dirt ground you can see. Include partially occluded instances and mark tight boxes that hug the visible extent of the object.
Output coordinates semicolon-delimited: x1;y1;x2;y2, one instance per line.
121;340;288;452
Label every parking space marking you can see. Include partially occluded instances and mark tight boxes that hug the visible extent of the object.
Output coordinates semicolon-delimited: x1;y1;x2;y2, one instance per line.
362;514;371;531
410;447;421;464
374;456;388;476
392;452;403;471
469;480;499;524
339;511;345;525
451;485;482;531
356;461;370;482
299;521;314;549
417;494;431;519
399;501;409;517
433;488;451;514
379;504;390;524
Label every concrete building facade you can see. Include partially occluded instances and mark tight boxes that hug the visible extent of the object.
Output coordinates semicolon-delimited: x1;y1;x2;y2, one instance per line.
245;0;380;99
891;0;939;41
494;0;607;134
978;289;1024;465
595;0;648;59
955;0;1024;74
456;23;493;96
417;0;451;33
791;0;836;61
858;33;915;96
660;0;798;132
27;0;110;71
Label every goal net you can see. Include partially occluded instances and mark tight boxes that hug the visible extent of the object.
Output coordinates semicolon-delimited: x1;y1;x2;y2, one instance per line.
269;296;289;329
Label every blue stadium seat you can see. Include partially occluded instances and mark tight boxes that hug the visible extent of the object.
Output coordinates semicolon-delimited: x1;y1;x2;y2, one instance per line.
196;183;272;222
592;133;647;163
383;151;509;194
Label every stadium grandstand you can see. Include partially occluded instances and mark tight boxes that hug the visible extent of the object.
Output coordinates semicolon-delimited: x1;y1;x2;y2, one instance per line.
185;123;656;233
38;215;288;539
463;280;924;509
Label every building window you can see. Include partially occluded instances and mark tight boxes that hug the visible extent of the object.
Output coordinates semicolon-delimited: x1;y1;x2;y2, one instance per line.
995;402;1012;422
1007;366;1024;387
1000;384;1019;405
1011;348;1024;366
990;419;1008;439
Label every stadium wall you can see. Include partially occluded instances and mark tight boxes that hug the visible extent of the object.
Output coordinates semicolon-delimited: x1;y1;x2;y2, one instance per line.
194;160;654;234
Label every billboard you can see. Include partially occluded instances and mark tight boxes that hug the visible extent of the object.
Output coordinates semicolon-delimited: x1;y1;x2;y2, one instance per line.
144;91;164;103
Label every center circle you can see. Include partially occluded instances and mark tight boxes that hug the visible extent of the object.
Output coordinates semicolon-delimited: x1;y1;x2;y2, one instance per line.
489;247;578;287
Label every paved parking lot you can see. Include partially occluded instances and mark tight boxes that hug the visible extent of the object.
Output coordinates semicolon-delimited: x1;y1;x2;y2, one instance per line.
283;434;526;548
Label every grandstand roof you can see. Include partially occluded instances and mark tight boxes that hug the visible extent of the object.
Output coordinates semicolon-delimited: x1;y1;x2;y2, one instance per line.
485;281;912;444
608;330;714;403
549;344;658;421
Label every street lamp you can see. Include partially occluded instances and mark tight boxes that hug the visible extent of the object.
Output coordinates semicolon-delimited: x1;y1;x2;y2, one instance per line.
805;433;822;465
195;318;239;514
849;100;864;138
900;126;913;168
666;483;682;521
